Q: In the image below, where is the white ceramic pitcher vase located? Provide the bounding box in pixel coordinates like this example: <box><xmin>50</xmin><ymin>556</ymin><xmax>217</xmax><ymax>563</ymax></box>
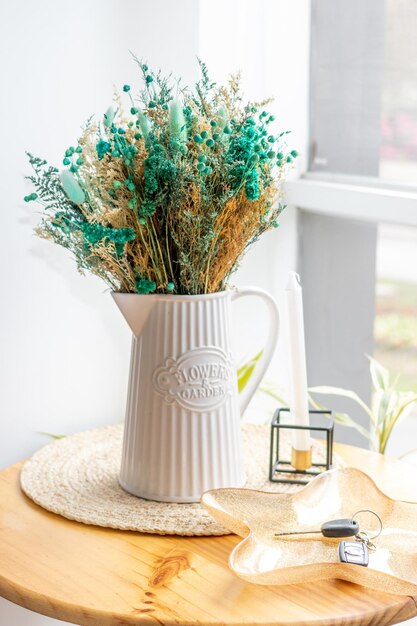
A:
<box><xmin>113</xmin><ymin>287</ymin><xmax>279</xmax><ymax>503</ymax></box>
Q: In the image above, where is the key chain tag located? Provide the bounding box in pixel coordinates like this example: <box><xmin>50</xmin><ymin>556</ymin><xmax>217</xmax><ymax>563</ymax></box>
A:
<box><xmin>339</xmin><ymin>540</ymin><xmax>369</xmax><ymax>567</ymax></box>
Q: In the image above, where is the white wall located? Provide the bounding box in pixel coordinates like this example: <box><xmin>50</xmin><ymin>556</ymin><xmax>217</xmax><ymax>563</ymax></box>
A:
<box><xmin>0</xmin><ymin>1</ymin><xmax>310</xmax><ymax>623</ymax></box>
<box><xmin>0</xmin><ymin>0</ymin><xmax>201</xmax><ymax>470</ymax></box>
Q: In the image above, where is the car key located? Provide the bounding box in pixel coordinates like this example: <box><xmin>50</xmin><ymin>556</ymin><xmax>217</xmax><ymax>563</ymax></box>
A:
<box><xmin>338</xmin><ymin>540</ymin><xmax>369</xmax><ymax>566</ymax></box>
<box><xmin>274</xmin><ymin>518</ymin><xmax>359</xmax><ymax>538</ymax></box>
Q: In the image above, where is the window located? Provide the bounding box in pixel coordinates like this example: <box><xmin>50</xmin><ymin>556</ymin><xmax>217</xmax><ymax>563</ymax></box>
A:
<box><xmin>310</xmin><ymin>0</ymin><xmax>417</xmax><ymax>185</ymax></box>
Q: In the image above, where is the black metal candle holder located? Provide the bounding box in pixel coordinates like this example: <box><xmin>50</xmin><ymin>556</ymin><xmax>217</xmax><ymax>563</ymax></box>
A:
<box><xmin>269</xmin><ymin>408</ymin><xmax>334</xmax><ymax>485</ymax></box>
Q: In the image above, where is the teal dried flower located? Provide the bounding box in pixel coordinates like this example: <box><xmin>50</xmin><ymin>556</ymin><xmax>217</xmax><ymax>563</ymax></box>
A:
<box><xmin>168</xmin><ymin>100</ymin><xmax>187</xmax><ymax>141</ymax></box>
<box><xmin>139</xmin><ymin>199</ymin><xmax>156</xmax><ymax>217</ymax></box>
<box><xmin>245</xmin><ymin>172</ymin><xmax>260</xmax><ymax>200</ymax></box>
<box><xmin>110</xmin><ymin>228</ymin><xmax>136</xmax><ymax>244</ymax></box>
<box><xmin>81</xmin><ymin>223</ymin><xmax>106</xmax><ymax>245</ymax></box>
<box><xmin>217</xmin><ymin>106</ymin><xmax>228</xmax><ymax>129</ymax></box>
<box><xmin>81</xmin><ymin>223</ymin><xmax>135</xmax><ymax>246</ymax></box>
<box><xmin>60</xmin><ymin>170</ymin><xmax>85</xmax><ymax>204</ymax></box>
<box><xmin>135</xmin><ymin>278</ymin><xmax>156</xmax><ymax>294</ymax></box>
<box><xmin>23</xmin><ymin>193</ymin><xmax>38</xmax><ymax>202</ymax></box>
<box><xmin>96</xmin><ymin>139</ymin><xmax>111</xmax><ymax>160</ymax></box>
<box><xmin>104</xmin><ymin>106</ymin><xmax>116</xmax><ymax>128</ymax></box>
<box><xmin>144</xmin><ymin>148</ymin><xmax>176</xmax><ymax>199</ymax></box>
<box><xmin>123</xmin><ymin>84</ymin><xmax>131</xmax><ymax>92</ymax></box>
<box><xmin>137</xmin><ymin>110</ymin><xmax>150</xmax><ymax>140</ymax></box>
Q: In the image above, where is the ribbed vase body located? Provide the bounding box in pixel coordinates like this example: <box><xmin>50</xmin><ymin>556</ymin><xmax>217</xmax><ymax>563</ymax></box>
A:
<box><xmin>115</xmin><ymin>292</ymin><xmax>246</xmax><ymax>502</ymax></box>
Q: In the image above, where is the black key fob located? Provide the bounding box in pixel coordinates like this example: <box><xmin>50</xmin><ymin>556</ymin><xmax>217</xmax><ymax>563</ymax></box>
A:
<box><xmin>321</xmin><ymin>518</ymin><xmax>359</xmax><ymax>538</ymax></box>
<box><xmin>338</xmin><ymin>540</ymin><xmax>369</xmax><ymax>567</ymax></box>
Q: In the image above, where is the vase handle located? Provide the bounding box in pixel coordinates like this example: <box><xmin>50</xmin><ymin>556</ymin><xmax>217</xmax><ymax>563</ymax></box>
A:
<box><xmin>232</xmin><ymin>287</ymin><xmax>280</xmax><ymax>416</ymax></box>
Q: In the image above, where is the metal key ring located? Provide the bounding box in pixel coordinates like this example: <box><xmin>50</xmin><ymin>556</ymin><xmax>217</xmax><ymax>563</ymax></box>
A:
<box><xmin>355</xmin><ymin>531</ymin><xmax>377</xmax><ymax>551</ymax></box>
<box><xmin>351</xmin><ymin>509</ymin><xmax>383</xmax><ymax>541</ymax></box>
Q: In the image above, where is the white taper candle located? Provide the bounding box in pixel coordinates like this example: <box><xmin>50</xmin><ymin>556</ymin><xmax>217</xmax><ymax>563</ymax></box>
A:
<box><xmin>285</xmin><ymin>271</ymin><xmax>311</xmax><ymax>453</ymax></box>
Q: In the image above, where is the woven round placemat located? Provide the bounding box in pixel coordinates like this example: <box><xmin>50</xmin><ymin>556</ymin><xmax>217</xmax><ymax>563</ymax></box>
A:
<box><xmin>21</xmin><ymin>424</ymin><xmax>342</xmax><ymax>536</ymax></box>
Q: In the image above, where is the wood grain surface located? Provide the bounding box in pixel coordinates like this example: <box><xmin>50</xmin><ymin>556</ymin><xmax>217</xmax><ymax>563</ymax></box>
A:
<box><xmin>0</xmin><ymin>442</ymin><xmax>416</xmax><ymax>626</ymax></box>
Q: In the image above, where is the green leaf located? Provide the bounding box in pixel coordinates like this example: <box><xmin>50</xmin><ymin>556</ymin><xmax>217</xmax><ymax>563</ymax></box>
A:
<box><xmin>38</xmin><ymin>431</ymin><xmax>66</xmax><ymax>440</ymax></box>
<box><xmin>237</xmin><ymin>351</ymin><xmax>262</xmax><ymax>393</ymax></box>
<box><xmin>377</xmin><ymin>390</ymin><xmax>394</xmax><ymax>430</ymax></box>
<box><xmin>367</xmin><ymin>355</ymin><xmax>390</xmax><ymax>391</ymax></box>
<box><xmin>307</xmin><ymin>395</ymin><xmax>371</xmax><ymax>441</ymax></box>
<box><xmin>398</xmin><ymin>447</ymin><xmax>417</xmax><ymax>461</ymax></box>
<box><xmin>396</xmin><ymin>393</ymin><xmax>417</xmax><ymax>415</ymax></box>
<box><xmin>332</xmin><ymin>412</ymin><xmax>371</xmax><ymax>440</ymax></box>
<box><xmin>309</xmin><ymin>386</ymin><xmax>372</xmax><ymax>419</ymax></box>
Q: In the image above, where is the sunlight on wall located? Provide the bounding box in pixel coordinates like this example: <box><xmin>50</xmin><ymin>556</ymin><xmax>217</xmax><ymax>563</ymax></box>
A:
<box><xmin>0</xmin><ymin>1</ymin><xmax>310</xmax><ymax>622</ymax></box>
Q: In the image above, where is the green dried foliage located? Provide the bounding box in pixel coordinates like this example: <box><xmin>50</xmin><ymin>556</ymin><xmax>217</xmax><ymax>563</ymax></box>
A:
<box><xmin>24</xmin><ymin>59</ymin><xmax>297</xmax><ymax>295</ymax></box>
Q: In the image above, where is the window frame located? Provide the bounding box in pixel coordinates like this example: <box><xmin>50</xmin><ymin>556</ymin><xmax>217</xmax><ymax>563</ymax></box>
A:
<box><xmin>286</xmin><ymin>174</ymin><xmax>417</xmax><ymax>227</ymax></box>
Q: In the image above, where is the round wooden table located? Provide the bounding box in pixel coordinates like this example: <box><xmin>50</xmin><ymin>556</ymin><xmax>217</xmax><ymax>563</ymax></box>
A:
<box><xmin>0</xmin><ymin>443</ymin><xmax>416</xmax><ymax>626</ymax></box>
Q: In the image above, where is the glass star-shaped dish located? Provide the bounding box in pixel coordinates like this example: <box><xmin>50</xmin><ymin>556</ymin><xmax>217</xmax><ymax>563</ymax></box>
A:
<box><xmin>201</xmin><ymin>467</ymin><xmax>417</xmax><ymax>595</ymax></box>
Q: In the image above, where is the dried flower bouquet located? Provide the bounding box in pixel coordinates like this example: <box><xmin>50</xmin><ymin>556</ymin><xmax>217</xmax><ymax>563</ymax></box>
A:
<box><xmin>25</xmin><ymin>59</ymin><xmax>297</xmax><ymax>295</ymax></box>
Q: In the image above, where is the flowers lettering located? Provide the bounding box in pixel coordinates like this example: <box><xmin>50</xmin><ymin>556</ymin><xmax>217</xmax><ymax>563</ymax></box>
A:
<box><xmin>153</xmin><ymin>347</ymin><xmax>235</xmax><ymax>411</ymax></box>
